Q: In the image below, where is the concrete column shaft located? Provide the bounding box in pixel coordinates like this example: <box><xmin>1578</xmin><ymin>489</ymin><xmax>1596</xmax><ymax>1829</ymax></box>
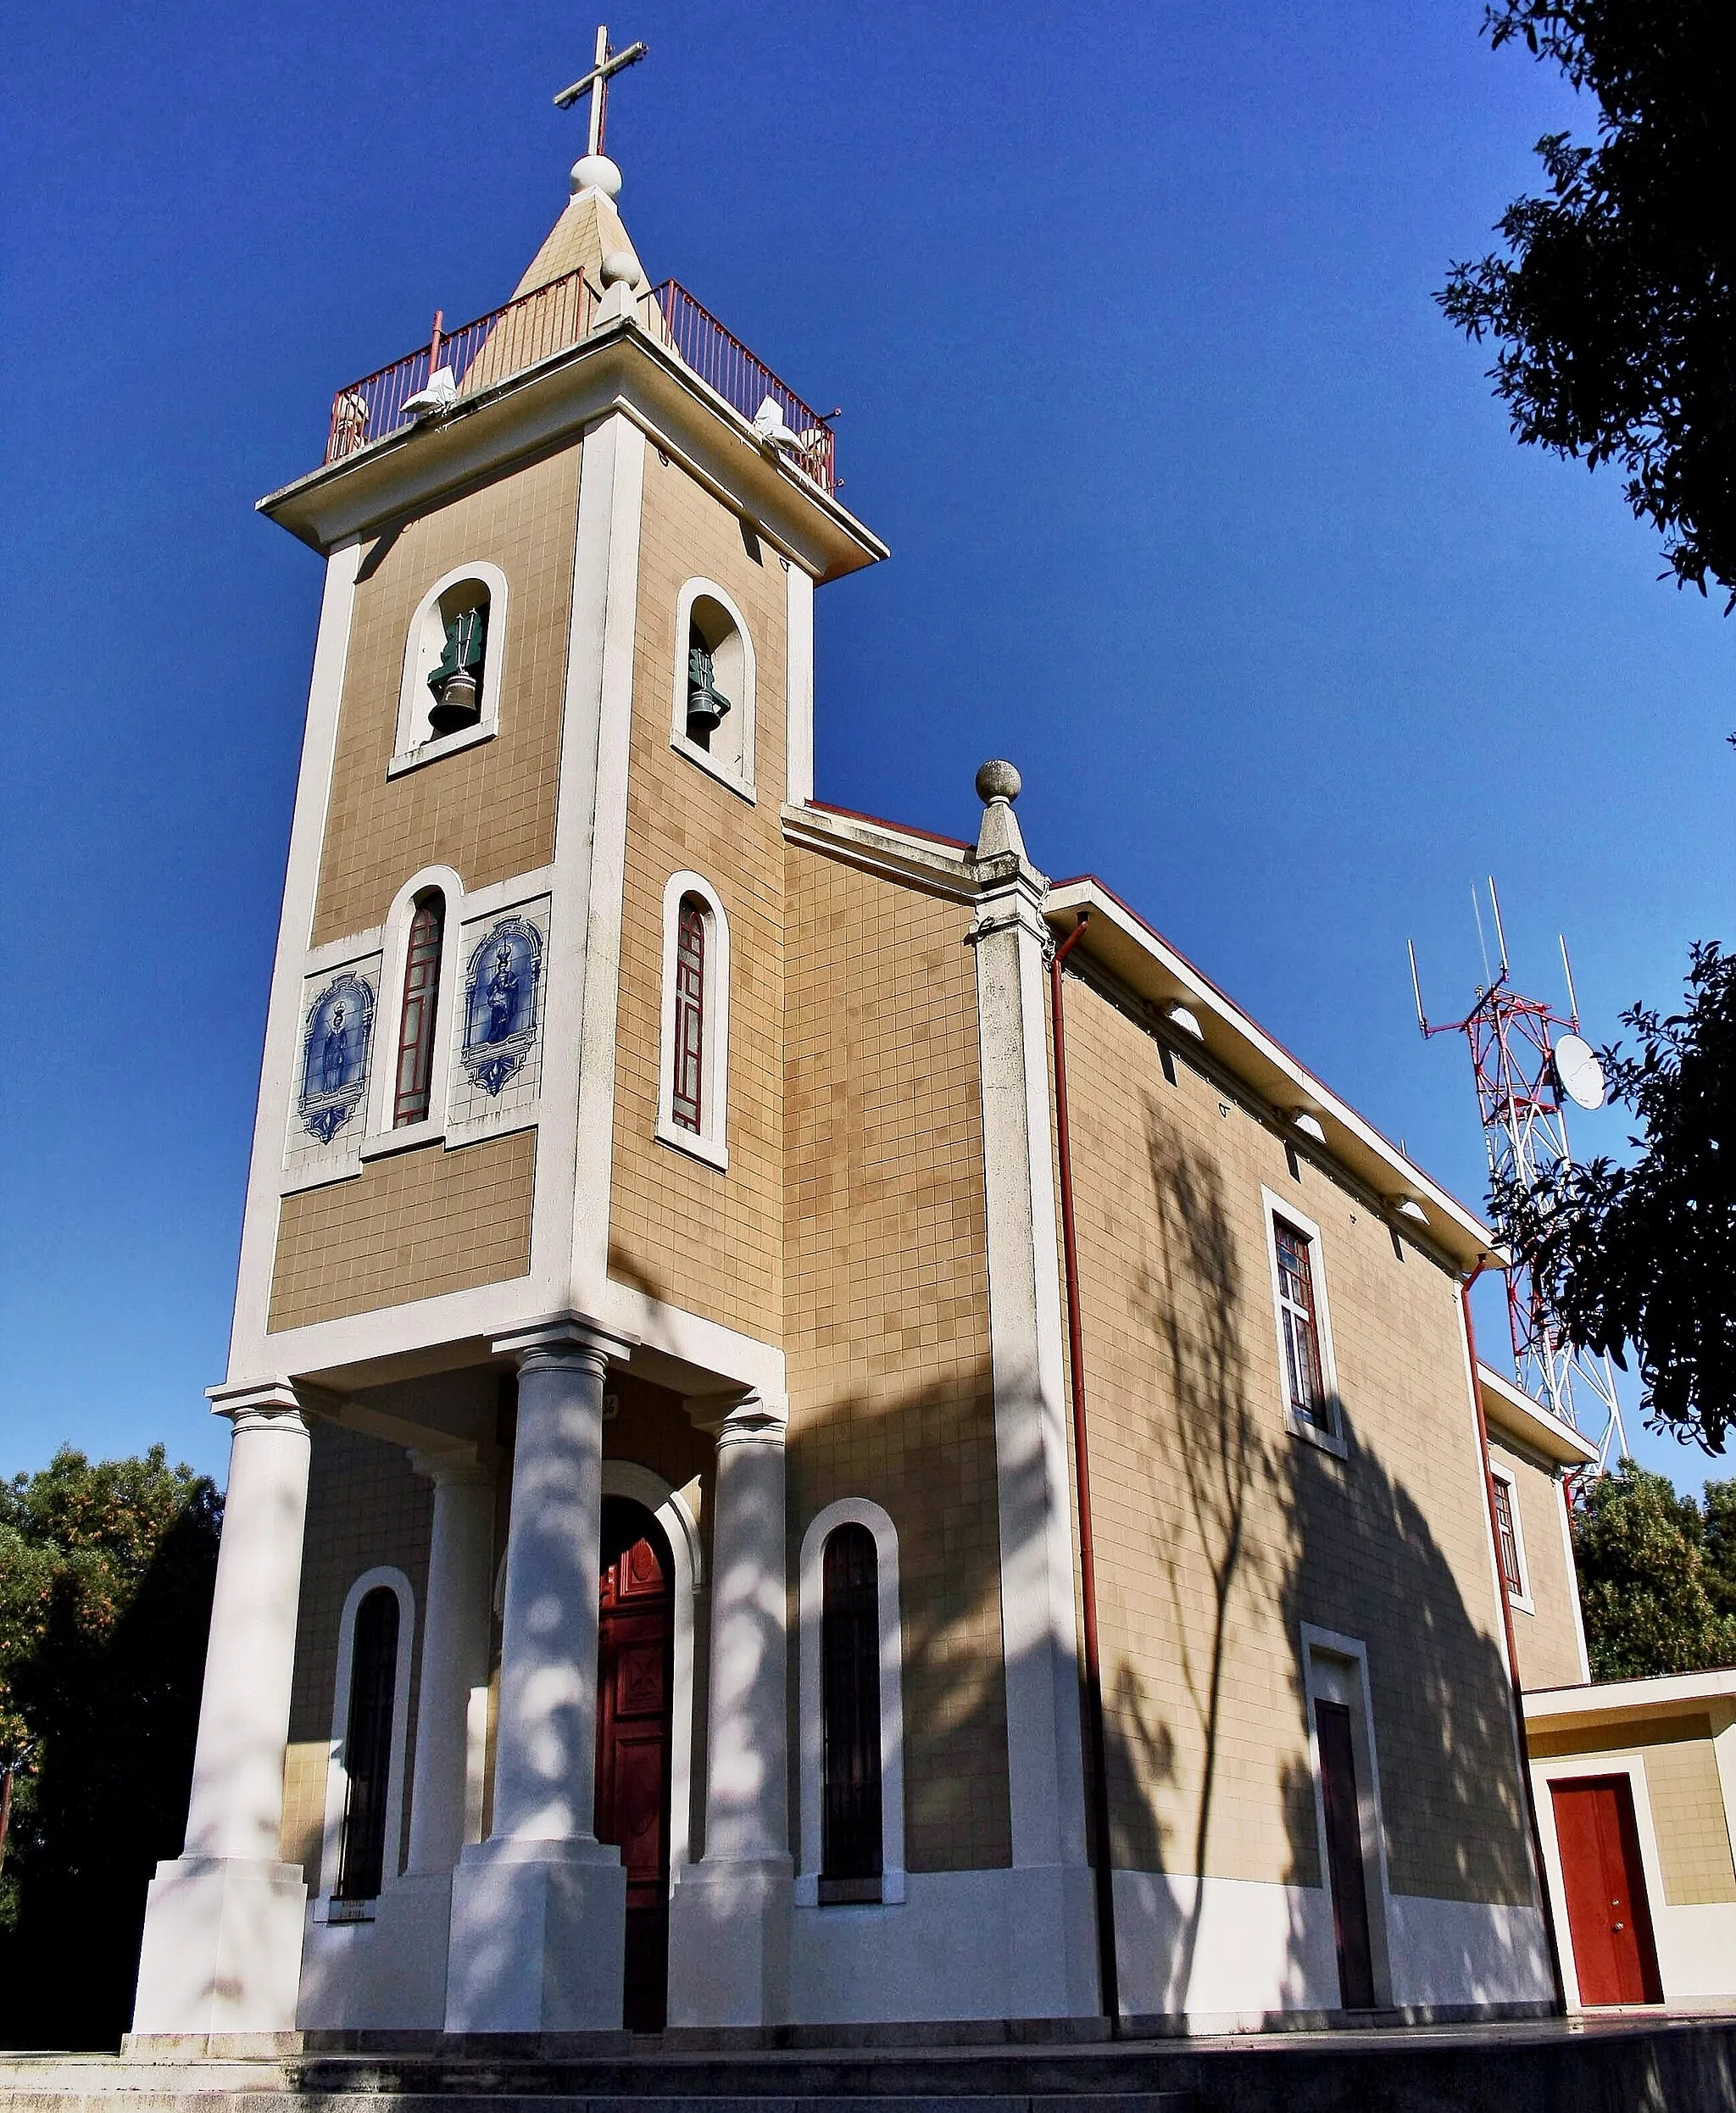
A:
<box><xmin>405</xmin><ymin>1454</ymin><xmax>495</xmax><ymax>1875</ymax></box>
<box><xmin>492</xmin><ymin>1342</ymin><xmax>609</xmax><ymax>1843</ymax></box>
<box><xmin>182</xmin><ymin>1403</ymin><xmax>312</xmax><ymax>1862</ymax></box>
<box><xmin>702</xmin><ymin>1404</ymin><xmax>790</xmax><ymax>1863</ymax></box>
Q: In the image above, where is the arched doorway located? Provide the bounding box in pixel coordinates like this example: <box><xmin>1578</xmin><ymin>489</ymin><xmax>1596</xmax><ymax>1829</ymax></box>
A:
<box><xmin>597</xmin><ymin>1495</ymin><xmax>675</xmax><ymax>2031</ymax></box>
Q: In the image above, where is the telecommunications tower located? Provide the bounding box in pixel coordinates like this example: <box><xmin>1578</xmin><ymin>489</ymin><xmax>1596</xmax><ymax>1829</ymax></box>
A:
<box><xmin>1410</xmin><ymin>879</ymin><xmax>1628</xmax><ymax>1473</ymax></box>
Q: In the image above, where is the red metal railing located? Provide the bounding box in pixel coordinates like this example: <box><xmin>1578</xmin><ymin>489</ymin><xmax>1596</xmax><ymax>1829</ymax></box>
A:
<box><xmin>323</xmin><ymin>269</ymin><xmax>838</xmax><ymax>494</ymax></box>
<box><xmin>326</xmin><ymin>270</ymin><xmax>594</xmax><ymax>462</ymax></box>
<box><xmin>647</xmin><ymin>280</ymin><xmax>837</xmax><ymax>492</ymax></box>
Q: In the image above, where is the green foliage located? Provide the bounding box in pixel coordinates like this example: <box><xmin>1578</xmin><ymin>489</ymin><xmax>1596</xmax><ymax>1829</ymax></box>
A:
<box><xmin>1438</xmin><ymin>1</ymin><xmax>1736</xmax><ymax>604</ymax></box>
<box><xmin>1572</xmin><ymin>1461</ymin><xmax>1736</xmax><ymax>1678</ymax></box>
<box><xmin>1495</xmin><ymin>942</ymin><xmax>1736</xmax><ymax>1454</ymax></box>
<box><xmin>0</xmin><ymin>1446</ymin><xmax>220</xmax><ymax>2050</ymax></box>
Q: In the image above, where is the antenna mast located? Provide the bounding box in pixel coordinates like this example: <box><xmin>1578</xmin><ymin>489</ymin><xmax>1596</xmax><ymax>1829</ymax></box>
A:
<box><xmin>1410</xmin><ymin>881</ymin><xmax>1627</xmax><ymax>1473</ymax></box>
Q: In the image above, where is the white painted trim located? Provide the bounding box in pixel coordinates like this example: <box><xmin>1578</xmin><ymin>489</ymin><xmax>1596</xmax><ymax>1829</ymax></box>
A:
<box><xmin>1555</xmin><ymin>1474</ymin><xmax>1594</xmax><ymax>1685</ymax></box>
<box><xmin>794</xmin><ymin>1499</ymin><xmax>907</xmax><ymax>1908</ymax></box>
<box><xmin>1260</xmin><ymin>1187</ymin><xmax>1346</xmax><ymax>1457</ymax></box>
<box><xmin>391</xmin><ymin>561</ymin><xmax>509</xmax><ymax>770</ymax></box>
<box><xmin>363</xmin><ymin>865</ymin><xmax>465</xmax><ymax>1145</ymax></box>
<box><xmin>784</xmin><ymin>561</ymin><xmax>814</xmax><ymax>807</ymax></box>
<box><xmin>1531</xmin><ymin>1750</ymin><xmax>1669</xmax><ymax>2010</ymax></box>
<box><xmin>1487</xmin><ymin>1459</ymin><xmax>1536</xmax><ymax>1615</ymax></box>
<box><xmin>318</xmin><ymin>1566</ymin><xmax>416</xmax><ymax>1911</ymax></box>
<box><xmin>1527</xmin><ymin>1665</ymin><xmax>1736</xmax><ymax>1718</ymax></box>
<box><xmin>654</xmin><ymin>870</ymin><xmax>731</xmax><ymax>1170</ymax></box>
<box><xmin>569</xmin><ymin>414</ymin><xmax>648</xmax><ymax>1312</ymax></box>
<box><xmin>601</xmin><ymin>1461</ymin><xmax>702</xmax><ymax>1877</ymax></box>
<box><xmin>1300</xmin><ymin>1624</ymin><xmax>1395</xmax><ymax>2009</ymax></box>
<box><xmin>229</xmin><ymin>540</ymin><xmax>359</xmax><ymax>1374</ymax></box>
<box><xmin>670</xmin><ymin>576</ymin><xmax>756</xmax><ymax>802</ymax></box>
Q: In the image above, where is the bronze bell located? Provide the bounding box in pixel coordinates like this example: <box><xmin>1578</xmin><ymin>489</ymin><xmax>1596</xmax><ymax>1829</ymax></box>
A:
<box><xmin>429</xmin><ymin>665</ymin><xmax>481</xmax><ymax>736</ymax></box>
<box><xmin>687</xmin><ymin>643</ymin><xmax>732</xmax><ymax>748</ymax></box>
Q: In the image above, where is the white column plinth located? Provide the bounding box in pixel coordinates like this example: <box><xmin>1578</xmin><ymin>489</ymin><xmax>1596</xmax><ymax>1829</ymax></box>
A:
<box><xmin>132</xmin><ymin>1387</ymin><xmax>312</xmax><ymax>2037</ymax></box>
<box><xmin>364</xmin><ymin>1449</ymin><xmax>496</xmax><ymax>2029</ymax></box>
<box><xmin>668</xmin><ymin>1395</ymin><xmax>793</xmax><ymax>2027</ymax></box>
<box><xmin>445</xmin><ymin>1319</ymin><xmax>632</xmax><ymax>2034</ymax></box>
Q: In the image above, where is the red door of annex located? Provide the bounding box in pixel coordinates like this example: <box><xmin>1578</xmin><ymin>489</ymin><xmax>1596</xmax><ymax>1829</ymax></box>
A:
<box><xmin>1550</xmin><ymin>1775</ymin><xmax>1663</xmax><ymax>2006</ymax></box>
<box><xmin>596</xmin><ymin>1497</ymin><xmax>675</xmax><ymax>2032</ymax></box>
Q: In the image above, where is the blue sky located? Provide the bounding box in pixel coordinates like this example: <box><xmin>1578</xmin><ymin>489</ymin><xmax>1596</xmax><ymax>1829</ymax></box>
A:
<box><xmin>2</xmin><ymin>2</ymin><xmax>1728</xmax><ymax>1491</ymax></box>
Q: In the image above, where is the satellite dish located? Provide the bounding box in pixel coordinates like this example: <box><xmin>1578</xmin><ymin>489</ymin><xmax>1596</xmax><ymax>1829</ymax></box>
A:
<box><xmin>1553</xmin><ymin>1033</ymin><xmax>1605</xmax><ymax>1111</ymax></box>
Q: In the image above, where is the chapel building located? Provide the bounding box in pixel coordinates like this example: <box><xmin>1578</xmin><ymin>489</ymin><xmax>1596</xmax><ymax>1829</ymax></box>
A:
<box><xmin>129</xmin><ymin>118</ymin><xmax>1593</xmax><ymax>2045</ymax></box>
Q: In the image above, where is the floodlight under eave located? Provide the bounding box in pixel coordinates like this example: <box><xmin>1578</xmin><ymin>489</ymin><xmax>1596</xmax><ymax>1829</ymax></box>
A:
<box><xmin>1290</xmin><ymin>1111</ymin><xmax>1327</xmax><ymax>1145</ymax></box>
<box><xmin>1395</xmin><ymin>1197</ymin><xmax>1429</xmax><ymax>1226</ymax></box>
<box><xmin>1165</xmin><ymin>1002</ymin><xmax>1205</xmax><ymax>1040</ymax></box>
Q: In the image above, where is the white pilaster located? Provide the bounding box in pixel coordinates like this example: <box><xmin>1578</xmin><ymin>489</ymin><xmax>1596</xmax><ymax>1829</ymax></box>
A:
<box><xmin>131</xmin><ymin>1384</ymin><xmax>313</xmax><ymax>2038</ymax></box>
<box><xmin>363</xmin><ymin>1448</ymin><xmax>495</xmax><ymax>2028</ymax></box>
<box><xmin>784</xmin><ymin>559</ymin><xmax>815</xmax><ymax>807</ymax></box>
<box><xmin>668</xmin><ymin>1393</ymin><xmax>793</xmax><ymax>2027</ymax></box>
<box><xmin>968</xmin><ymin>778</ymin><xmax>1098</xmax><ymax>2019</ymax></box>
<box><xmin>444</xmin><ymin>1315</ymin><xmax>634</xmax><ymax>2033</ymax></box>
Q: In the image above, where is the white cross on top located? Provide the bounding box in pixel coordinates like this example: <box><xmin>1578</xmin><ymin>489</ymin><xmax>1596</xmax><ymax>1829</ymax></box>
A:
<box><xmin>554</xmin><ymin>25</ymin><xmax>648</xmax><ymax>159</ymax></box>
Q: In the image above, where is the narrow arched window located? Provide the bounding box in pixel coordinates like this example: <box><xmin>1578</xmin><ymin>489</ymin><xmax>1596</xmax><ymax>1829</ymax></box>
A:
<box><xmin>821</xmin><ymin>1522</ymin><xmax>882</xmax><ymax>1902</ymax></box>
<box><xmin>393</xmin><ymin>892</ymin><xmax>444</xmax><ymax>1126</ymax></box>
<box><xmin>671</xmin><ymin>897</ymin><xmax>705</xmax><ymax>1133</ymax></box>
<box><xmin>335</xmin><ymin>1586</ymin><xmax>399</xmax><ymax>1901</ymax></box>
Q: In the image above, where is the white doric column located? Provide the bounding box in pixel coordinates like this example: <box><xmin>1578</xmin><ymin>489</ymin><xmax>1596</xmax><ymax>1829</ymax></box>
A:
<box><xmin>444</xmin><ymin>1314</ymin><xmax>635</xmax><ymax>2033</ymax></box>
<box><xmin>968</xmin><ymin>762</ymin><xmax>1099</xmax><ymax>2021</ymax></box>
<box><xmin>362</xmin><ymin>1446</ymin><xmax>495</xmax><ymax>2028</ymax></box>
<box><xmin>131</xmin><ymin>1381</ymin><xmax>314</xmax><ymax>2041</ymax></box>
<box><xmin>668</xmin><ymin>1392</ymin><xmax>793</xmax><ymax>2027</ymax></box>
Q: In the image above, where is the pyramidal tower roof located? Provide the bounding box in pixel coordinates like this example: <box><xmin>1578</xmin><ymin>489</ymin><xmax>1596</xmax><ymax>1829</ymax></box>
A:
<box><xmin>513</xmin><ymin>151</ymin><xmax>645</xmax><ymax>299</ymax></box>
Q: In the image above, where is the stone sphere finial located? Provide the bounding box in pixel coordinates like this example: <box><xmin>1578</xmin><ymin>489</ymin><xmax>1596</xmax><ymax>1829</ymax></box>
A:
<box><xmin>600</xmin><ymin>249</ymin><xmax>643</xmax><ymax>290</ymax></box>
<box><xmin>571</xmin><ymin>153</ymin><xmax>624</xmax><ymax>199</ymax></box>
<box><xmin>976</xmin><ymin>759</ymin><xmax>1021</xmax><ymax>806</ymax></box>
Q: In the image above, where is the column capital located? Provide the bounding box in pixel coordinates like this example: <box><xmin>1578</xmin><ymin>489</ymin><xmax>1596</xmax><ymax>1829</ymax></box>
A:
<box><xmin>408</xmin><ymin>1442</ymin><xmax>492</xmax><ymax>1487</ymax></box>
<box><xmin>492</xmin><ymin>1310</ymin><xmax>637</xmax><ymax>1376</ymax></box>
<box><xmin>701</xmin><ymin>1390</ymin><xmax>789</xmax><ymax>1449</ymax></box>
<box><xmin>204</xmin><ymin>1376</ymin><xmax>306</xmax><ymax>1435</ymax></box>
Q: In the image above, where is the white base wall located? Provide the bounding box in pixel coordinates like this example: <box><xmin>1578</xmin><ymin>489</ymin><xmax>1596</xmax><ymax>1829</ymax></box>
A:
<box><xmin>1384</xmin><ymin>1893</ymin><xmax>1551</xmax><ymax>2009</ymax></box>
<box><xmin>789</xmin><ymin>1865</ymin><xmax>1098</xmax><ymax>2024</ymax></box>
<box><xmin>1113</xmin><ymin>1869</ymin><xmax>1338</xmax><ymax>2019</ymax></box>
<box><xmin>1647</xmin><ymin>1901</ymin><xmax>1736</xmax><ymax>2003</ymax></box>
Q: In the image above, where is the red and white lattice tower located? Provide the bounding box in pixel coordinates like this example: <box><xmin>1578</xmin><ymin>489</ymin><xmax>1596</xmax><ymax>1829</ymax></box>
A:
<box><xmin>1410</xmin><ymin>880</ymin><xmax>1627</xmax><ymax>1473</ymax></box>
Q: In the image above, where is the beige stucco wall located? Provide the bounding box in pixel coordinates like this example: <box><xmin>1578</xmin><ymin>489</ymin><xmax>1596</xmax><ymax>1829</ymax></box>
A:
<box><xmin>1060</xmin><ymin>970</ymin><xmax>1533</xmax><ymax>1908</ymax></box>
<box><xmin>606</xmin><ymin>453</ymin><xmax>789</xmax><ymax>1341</ymax></box>
<box><xmin>310</xmin><ymin>441</ymin><xmax>581</xmax><ymax>949</ymax></box>
<box><xmin>783</xmin><ymin>847</ymin><xmax>1010</xmax><ymax>1874</ymax></box>
<box><xmin>1531</xmin><ymin>1714</ymin><xmax>1736</xmax><ymax>1906</ymax></box>
<box><xmin>270</xmin><ymin>1129</ymin><xmax>537</xmax><ymax>1332</ymax></box>
<box><xmin>1489</xmin><ymin>1435</ymin><xmax>1585</xmax><ymax>1691</ymax></box>
<box><xmin>281</xmin><ymin>1421</ymin><xmax>434</xmax><ymax>1880</ymax></box>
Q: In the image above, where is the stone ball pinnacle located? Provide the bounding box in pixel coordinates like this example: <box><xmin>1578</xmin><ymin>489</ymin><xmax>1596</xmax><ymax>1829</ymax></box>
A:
<box><xmin>571</xmin><ymin>153</ymin><xmax>623</xmax><ymax>199</ymax></box>
<box><xmin>975</xmin><ymin>759</ymin><xmax>1021</xmax><ymax>806</ymax></box>
<box><xmin>600</xmin><ymin>249</ymin><xmax>643</xmax><ymax>289</ymax></box>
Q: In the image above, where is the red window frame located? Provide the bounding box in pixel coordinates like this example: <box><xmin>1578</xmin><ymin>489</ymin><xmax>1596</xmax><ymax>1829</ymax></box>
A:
<box><xmin>393</xmin><ymin>893</ymin><xmax>444</xmax><ymax>1127</ymax></box>
<box><xmin>1274</xmin><ymin>1218</ymin><xmax>1328</xmax><ymax>1427</ymax></box>
<box><xmin>671</xmin><ymin>898</ymin><xmax>705</xmax><ymax>1133</ymax></box>
<box><xmin>1492</xmin><ymin>1474</ymin><xmax>1524</xmax><ymax>1594</ymax></box>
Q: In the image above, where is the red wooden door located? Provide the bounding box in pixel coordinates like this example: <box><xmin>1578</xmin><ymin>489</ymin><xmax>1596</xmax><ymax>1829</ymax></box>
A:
<box><xmin>1316</xmin><ymin>1699</ymin><xmax>1377</xmax><ymax>2010</ymax></box>
<box><xmin>596</xmin><ymin>1498</ymin><xmax>674</xmax><ymax>2032</ymax></box>
<box><xmin>1551</xmin><ymin>1776</ymin><xmax>1663</xmax><ymax>2005</ymax></box>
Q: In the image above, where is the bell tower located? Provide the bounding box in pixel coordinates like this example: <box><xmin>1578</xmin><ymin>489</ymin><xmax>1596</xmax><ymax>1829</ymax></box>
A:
<box><xmin>131</xmin><ymin>56</ymin><xmax>884</xmax><ymax>2042</ymax></box>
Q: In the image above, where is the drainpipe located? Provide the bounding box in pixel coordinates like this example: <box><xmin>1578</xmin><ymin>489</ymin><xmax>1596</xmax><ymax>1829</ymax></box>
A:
<box><xmin>1461</xmin><ymin>1259</ymin><xmax>1567</xmax><ymax>2016</ymax></box>
<box><xmin>1049</xmin><ymin>908</ymin><xmax>1121</xmax><ymax>2034</ymax></box>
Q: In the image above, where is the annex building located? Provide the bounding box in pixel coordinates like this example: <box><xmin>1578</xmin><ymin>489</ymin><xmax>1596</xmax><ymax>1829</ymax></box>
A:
<box><xmin>129</xmin><ymin>103</ymin><xmax>1602</xmax><ymax>2046</ymax></box>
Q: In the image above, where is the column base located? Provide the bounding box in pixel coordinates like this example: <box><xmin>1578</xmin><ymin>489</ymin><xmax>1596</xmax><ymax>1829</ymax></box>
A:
<box><xmin>131</xmin><ymin>1854</ymin><xmax>308</xmax><ymax>2036</ymax></box>
<box><xmin>667</xmin><ymin>1855</ymin><xmax>793</xmax><ymax>2027</ymax></box>
<box><xmin>444</xmin><ymin>1838</ymin><xmax>626</xmax><ymax>2032</ymax></box>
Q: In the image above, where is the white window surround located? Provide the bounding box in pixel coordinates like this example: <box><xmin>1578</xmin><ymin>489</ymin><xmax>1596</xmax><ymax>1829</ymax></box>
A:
<box><xmin>317</xmin><ymin>1565</ymin><xmax>416</xmax><ymax>1916</ymax></box>
<box><xmin>1530</xmin><ymin>1751</ymin><xmax>1668</xmax><ymax>2011</ymax></box>
<box><xmin>1301</xmin><ymin>1624</ymin><xmax>1394</xmax><ymax>2010</ymax></box>
<box><xmin>361</xmin><ymin>865</ymin><xmax>465</xmax><ymax>1155</ymax></box>
<box><xmin>390</xmin><ymin>561</ymin><xmax>509</xmax><ymax>776</ymax></box>
<box><xmin>1260</xmin><ymin>1186</ymin><xmax>1347</xmax><ymax>1459</ymax></box>
<box><xmin>600</xmin><ymin>1461</ymin><xmax>704</xmax><ymax>1878</ymax></box>
<box><xmin>1488</xmin><ymin>1460</ymin><xmax>1536</xmax><ymax>1615</ymax></box>
<box><xmin>795</xmin><ymin>1497</ymin><xmax>907</xmax><ymax>1908</ymax></box>
<box><xmin>655</xmin><ymin>870</ymin><xmax>731</xmax><ymax>1170</ymax></box>
<box><xmin>670</xmin><ymin>576</ymin><xmax>756</xmax><ymax>803</ymax></box>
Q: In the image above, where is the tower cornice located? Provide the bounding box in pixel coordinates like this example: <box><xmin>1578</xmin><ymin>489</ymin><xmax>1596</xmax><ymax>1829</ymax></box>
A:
<box><xmin>257</xmin><ymin>313</ymin><xmax>887</xmax><ymax>585</ymax></box>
